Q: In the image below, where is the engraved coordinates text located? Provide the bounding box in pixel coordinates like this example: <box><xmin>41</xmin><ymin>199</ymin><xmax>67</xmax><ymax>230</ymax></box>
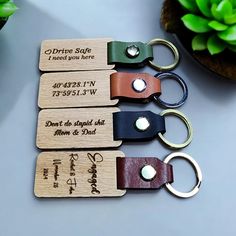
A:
<box><xmin>51</xmin><ymin>81</ymin><xmax>97</xmax><ymax>97</ymax></box>
<box><xmin>87</xmin><ymin>153</ymin><xmax>103</xmax><ymax>194</ymax></box>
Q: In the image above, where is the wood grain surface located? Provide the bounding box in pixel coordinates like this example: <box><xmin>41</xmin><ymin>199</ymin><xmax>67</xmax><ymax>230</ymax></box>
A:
<box><xmin>34</xmin><ymin>151</ymin><xmax>126</xmax><ymax>197</ymax></box>
<box><xmin>39</xmin><ymin>38</ymin><xmax>115</xmax><ymax>71</ymax></box>
<box><xmin>38</xmin><ymin>70</ymin><xmax>118</xmax><ymax>108</ymax></box>
<box><xmin>36</xmin><ymin>107</ymin><xmax>122</xmax><ymax>149</ymax></box>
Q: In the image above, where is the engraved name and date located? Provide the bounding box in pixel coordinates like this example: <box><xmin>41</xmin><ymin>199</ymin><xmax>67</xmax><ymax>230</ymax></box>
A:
<box><xmin>42</xmin><ymin>153</ymin><xmax>103</xmax><ymax>195</ymax></box>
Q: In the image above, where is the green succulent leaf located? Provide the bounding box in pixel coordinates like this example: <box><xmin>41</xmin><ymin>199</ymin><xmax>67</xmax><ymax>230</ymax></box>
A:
<box><xmin>0</xmin><ymin>0</ymin><xmax>10</xmax><ymax>3</ymax></box>
<box><xmin>208</xmin><ymin>20</ymin><xmax>228</xmax><ymax>31</ymax></box>
<box><xmin>229</xmin><ymin>0</ymin><xmax>236</xmax><ymax>8</ymax></box>
<box><xmin>216</xmin><ymin>0</ymin><xmax>233</xmax><ymax>18</ymax></box>
<box><xmin>211</xmin><ymin>0</ymin><xmax>221</xmax><ymax>4</ymax></box>
<box><xmin>226</xmin><ymin>40</ymin><xmax>236</xmax><ymax>45</ymax></box>
<box><xmin>196</xmin><ymin>0</ymin><xmax>212</xmax><ymax>17</ymax></box>
<box><xmin>218</xmin><ymin>24</ymin><xmax>236</xmax><ymax>40</ymax></box>
<box><xmin>192</xmin><ymin>34</ymin><xmax>208</xmax><ymax>50</ymax></box>
<box><xmin>177</xmin><ymin>0</ymin><xmax>199</xmax><ymax>13</ymax></box>
<box><xmin>0</xmin><ymin>2</ymin><xmax>17</xmax><ymax>18</ymax></box>
<box><xmin>211</xmin><ymin>3</ymin><xmax>223</xmax><ymax>21</ymax></box>
<box><xmin>224</xmin><ymin>13</ymin><xmax>236</xmax><ymax>24</ymax></box>
<box><xmin>181</xmin><ymin>14</ymin><xmax>212</xmax><ymax>32</ymax></box>
<box><xmin>207</xmin><ymin>35</ymin><xmax>226</xmax><ymax>54</ymax></box>
<box><xmin>228</xmin><ymin>44</ymin><xmax>236</xmax><ymax>52</ymax></box>
<box><xmin>177</xmin><ymin>0</ymin><xmax>236</xmax><ymax>54</ymax></box>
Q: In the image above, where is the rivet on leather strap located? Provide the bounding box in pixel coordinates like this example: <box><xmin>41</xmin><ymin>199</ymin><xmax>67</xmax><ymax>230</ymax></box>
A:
<box><xmin>116</xmin><ymin>157</ymin><xmax>173</xmax><ymax>189</ymax></box>
<box><xmin>110</xmin><ymin>72</ymin><xmax>161</xmax><ymax>100</ymax></box>
<box><xmin>113</xmin><ymin>111</ymin><xmax>166</xmax><ymax>141</ymax></box>
<box><xmin>107</xmin><ymin>41</ymin><xmax>153</xmax><ymax>67</ymax></box>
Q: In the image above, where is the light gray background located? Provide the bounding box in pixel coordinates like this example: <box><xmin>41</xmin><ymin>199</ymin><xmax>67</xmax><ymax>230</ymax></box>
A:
<box><xmin>0</xmin><ymin>0</ymin><xmax>235</xmax><ymax>235</ymax></box>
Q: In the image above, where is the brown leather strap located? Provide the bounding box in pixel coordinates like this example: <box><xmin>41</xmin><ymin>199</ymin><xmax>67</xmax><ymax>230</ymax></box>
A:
<box><xmin>110</xmin><ymin>72</ymin><xmax>161</xmax><ymax>100</ymax></box>
<box><xmin>117</xmin><ymin>157</ymin><xmax>173</xmax><ymax>189</ymax></box>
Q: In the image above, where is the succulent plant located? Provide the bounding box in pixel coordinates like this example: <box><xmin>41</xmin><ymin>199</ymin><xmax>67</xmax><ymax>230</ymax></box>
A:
<box><xmin>0</xmin><ymin>0</ymin><xmax>17</xmax><ymax>20</ymax></box>
<box><xmin>177</xmin><ymin>0</ymin><xmax>236</xmax><ymax>55</ymax></box>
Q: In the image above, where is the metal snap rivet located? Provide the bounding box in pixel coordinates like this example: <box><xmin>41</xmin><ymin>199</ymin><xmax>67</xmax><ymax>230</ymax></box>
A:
<box><xmin>126</xmin><ymin>45</ymin><xmax>140</xmax><ymax>58</ymax></box>
<box><xmin>132</xmin><ymin>78</ymin><xmax>147</xmax><ymax>93</ymax></box>
<box><xmin>135</xmin><ymin>117</ymin><xmax>150</xmax><ymax>131</ymax></box>
<box><xmin>140</xmin><ymin>165</ymin><xmax>157</xmax><ymax>181</ymax></box>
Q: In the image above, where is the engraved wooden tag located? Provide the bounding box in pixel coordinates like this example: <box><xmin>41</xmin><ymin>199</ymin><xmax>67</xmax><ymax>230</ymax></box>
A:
<box><xmin>38</xmin><ymin>70</ymin><xmax>118</xmax><ymax>109</ymax></box>
<box><xmin>39</xmin><ymin>38</ymin><xmax>115</xmax><ymax>71</ymax></box>
<box><xmin>36</xmin><ymin>107</ymin><xmax>122</xmax><ymax>149</ymax></box>
<box><xmin>34</xmin><ymin>151</ymin><xmax>126</xmax><ymax>197</ymax></box>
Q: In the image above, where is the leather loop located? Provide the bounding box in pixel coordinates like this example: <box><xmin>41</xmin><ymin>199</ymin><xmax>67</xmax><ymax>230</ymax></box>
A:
<box><xmin>113</xmin><ymin>111</ymin><xmax>166</xmax><ymax>141</ymax></box>
<box><xmin>107</xmin><ymin>41</ymin><xmax>153</xmax><ymax>67</ymax></box>
<box><xmin>117</xmin><ymin>157</ymin><xmax>173</xmax><ymax>189</ymax></box>
<box><xmin>110</xmin><ymin>72</ymin><xmax>161</xmax><ymax>100</ymax></box>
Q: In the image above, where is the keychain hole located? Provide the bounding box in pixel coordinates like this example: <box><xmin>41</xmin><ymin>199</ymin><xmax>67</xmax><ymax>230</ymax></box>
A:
<box><xmin>148</xmin><ymin>38</ymin><xmax>179</xmax><ymax>71</ymax></box>
<box><xmin>158</xmin><ymin>109</ymin><xmax>193</xmax><ymax>149</ymax></box>
<box><xmin>153</xmin><ymin>45</ymin><xmax>175</xmax><ymax>68</ymax></box>
<box><xmin>153</xmin><ymin>72</ymin><xmax>188</xmax><ymax>109</ymax></box>
<box><xmin>159</xmin><ymin>78</ymin><xmax>183</xmax><ymax>103</ymax></box>
<box><xmin>163</xmin><ymin>116</ymin><xmax>188</xmax><ymax>144</ymax></box>
<box><xmin>169</xmin><ymin>158</ymin><xmax>197</xmax><ymax>192</ymax></box>
<box><xmin>164</xmin><ymin>152</ymin><xmax>202</xmax><ymax>198</ymax></box>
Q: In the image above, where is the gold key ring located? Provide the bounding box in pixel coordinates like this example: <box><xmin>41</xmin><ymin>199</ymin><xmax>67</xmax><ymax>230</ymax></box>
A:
<box><xmin>148</xmin><ymin>38</ymin><xmax>180</xmax><ymax>71</ymax></box>
<box><xmin>158</xmin><ymin>109</ymin><xmax>193</xmax><ymax>149</ymax></box>
<box><xmin>164</xmin><ymin>152</ymin><xmax>202</xmax><ymax>198</ymax></box>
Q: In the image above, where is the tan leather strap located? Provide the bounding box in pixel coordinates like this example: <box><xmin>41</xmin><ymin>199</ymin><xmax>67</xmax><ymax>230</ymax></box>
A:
<box><xmin>110</xmin><ymin>72</ymin><xmax>161</xmax><ymax>100</ymax></box>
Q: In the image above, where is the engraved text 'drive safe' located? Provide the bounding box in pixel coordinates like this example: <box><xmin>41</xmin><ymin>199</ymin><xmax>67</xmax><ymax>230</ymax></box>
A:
<box><xmin>39</xmin><ymin>38</ymin><xmax>179</xmax><ymax>72</ymax></box>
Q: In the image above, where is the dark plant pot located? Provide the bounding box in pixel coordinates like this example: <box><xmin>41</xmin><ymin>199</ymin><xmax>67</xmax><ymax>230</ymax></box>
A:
<box><xmin>0</xmin><ymin>19</ymin><xmax>7</xmax><ymax>30</ymax></box>
<box><xmin>161</xmin><ymin>0</ymin><xmax>236</xmax><ymax>80</ymax></box>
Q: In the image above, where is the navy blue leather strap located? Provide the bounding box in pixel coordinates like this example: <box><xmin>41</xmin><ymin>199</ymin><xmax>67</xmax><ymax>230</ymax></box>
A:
<box><xmin>113</xmin><ymin>111</ymin><xmax>166</xmax><ymax>141</ymax></box>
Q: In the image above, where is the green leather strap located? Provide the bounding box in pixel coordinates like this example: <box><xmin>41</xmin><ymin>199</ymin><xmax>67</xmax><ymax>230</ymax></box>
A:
<box><xmin>108</xmin><ymin>41</ymin><xmax>153</xmax><ymax>67</ymax></box>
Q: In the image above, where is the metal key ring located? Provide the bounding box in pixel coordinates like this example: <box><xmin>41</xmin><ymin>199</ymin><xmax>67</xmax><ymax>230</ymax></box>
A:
<box><xmin>164</xmin><ymin>152</ymin><xmax>202</xmax><ymax>198</ymax></box>
<box><xmin>148</xmin><ymin>38</ymin><xmax>180</xmax><ymax>71</ymax></box>
<box><xmin>158</xmin><ymin>109</ymin><xmax>193</xmax><ymax>149</ymax></box>
<box><xmin>153</xmin><ymin>72</ymin><xmax>188</xmax><ymax>109</ymax></box>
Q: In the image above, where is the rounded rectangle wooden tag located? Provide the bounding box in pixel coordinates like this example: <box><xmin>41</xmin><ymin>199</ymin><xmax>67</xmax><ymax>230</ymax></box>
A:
<box><xmin>34</xmin><ymin>151</ymin><xmax>126</xmax><ymax>197</ymax></box>
<box><xmin>39</xmin><ymin>38</ymin><xmax>115</xmax><ymax>71</ymax></box>
<box><xmin>38</xmin><ymin>70</ymin><xmax>118</xmax><ymax>108</ymax></box>
<box><xmin>36</xmin><ymin>107</ymin><xmax>122</xmax><ymax>149</ymax></box>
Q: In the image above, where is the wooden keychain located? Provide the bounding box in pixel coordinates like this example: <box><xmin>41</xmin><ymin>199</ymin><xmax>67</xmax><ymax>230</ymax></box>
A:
<box><xmin>34</xmin><ymin>151</ymin><xmax>202</xmax><ymax>198</ymax></box>
<box><xmin>39</xmin><ymin>38</ymin><xmax>179</xmax><ymax>72</ymax></box>
<box><xmin>36</xmin><ymin>108</ymin><xmax>193</xmax><ymax>150</ymax></box>
<box><xmin>38</xmin><ymin>71</ymin><xmax>188</xmax><ymax>109</ymax></box>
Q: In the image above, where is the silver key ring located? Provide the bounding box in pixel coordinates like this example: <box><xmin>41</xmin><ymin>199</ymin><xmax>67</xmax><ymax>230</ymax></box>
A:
<box><xmin>164</xmin><ymin>152</ymin><xmax>202</xmax><ymax>198</ymax></box>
